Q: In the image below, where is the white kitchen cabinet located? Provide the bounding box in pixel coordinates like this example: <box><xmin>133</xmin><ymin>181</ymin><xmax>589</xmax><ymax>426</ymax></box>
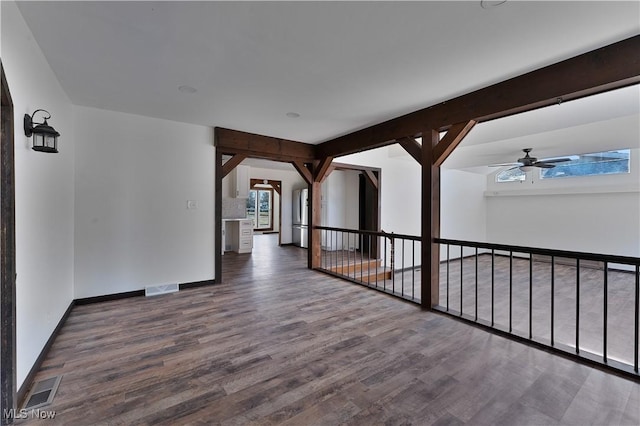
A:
<box><xmin>232</xmin><ymin>165</ymin><xmax>250</xmax><ymax>198</ymax></box>
<box><xmin>223</xmin><ymin>219</ymin><xmax>253</xmax><ymax>254</ymax></box>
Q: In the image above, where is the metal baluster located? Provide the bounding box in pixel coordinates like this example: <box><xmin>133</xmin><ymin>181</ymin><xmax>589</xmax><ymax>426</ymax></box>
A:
<box><xmin>603</xmin><ymin>261</ymin><xmax>608</xmax><ymax>363</ymax></box>
<box><xmin>341</xmin><ymin>231</ymin><xmax>345</xmax><ymax>277</ymax></box>
<box><xmin>368</xmin><ymin>235</ymin><xmax>372</xmax><ymax>287</ymax></box>
<box><xmin>446</xmin><ymin>244</ymin><xmax>450</xmax><ymax>311</ymax></box>
<box><xmin>551</xmin><ymin>256</ymin><xmax>555</xmax><ymax>347</ymax></box>
<box><xmin>576</xmin><ymin>258</ymin><xmax>580</xmax><ymax>354</ymax></box>
<box><xmin>460</xmin><ymin>246</ymin><xmax>464</xmax><ymax>316</ymax></box>
<box><xmin>412</xmin><ymin>240</ymin><xmax>416</xmax><ymax>301</ymax></box>
<box><xmin>360</xmin><ymin>234</ymin><xmax>364</xmax><ymax>283</ymax></box>
<box><xmin>384</xmin><ymin>236</ymin><xmax>387</xmax><ymax>291</ymax></box>
<box><xmin>635</xmin><ymin>265</ymin><xmax>639</xmax><ymax>372</ymax></box>
<box><xmin>475</xmin><ymin>247</ymin><xmax>478</xmax><ymax>321</ymax></box>
<box><xmin>509</xmin><ymin>251</ymin><xmax>513</xmax><ymax>333</ymax></box>
<box><xmin>375</xmin><ymin>236</ymin><xmax>379</xmax><ymax>288</ymax></box>
<box><xmin>331</xmin><ymin>231</ymin><xmax>338</xmax><ymax>270</ymax></box>
<box><xmin>529</xmin><ymin>255</ymin><xmax>533</xmax><ymax>339</ymax></box>
<box><xmin>391</xmin><ymin>234</ymin><xmax>395</xmax><ymax>294</ymax></box>
<box><xmin>491</xmin><ymin>249</ymin><xmax>495</xmax><ymax>326</ymax></box>
<box><xmin>402</xmin><ymin>239</ymin><xmax>405</xmax><ymax>297</ymax></box>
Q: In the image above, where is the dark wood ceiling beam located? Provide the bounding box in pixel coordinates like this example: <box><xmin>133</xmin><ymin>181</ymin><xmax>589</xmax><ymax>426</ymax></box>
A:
<box><xmin>316</xmin><ymin>35</ymin><xmax>640</xmax><ymax>158</ymax></box>
<box><xmin>314</xmin><ymin>156</ymin><xmax>334</xmax><ymax>183</ymax></box>
<box><xmin>433</xmin><ymin>120</ymin><xmax>477</xmax><ymax>167</ymax></box>
<box><xmin>397</xmin><ymin>137</ymin><xmax>423</xmax><ymax>165</ymax></box>
<box><xmin>215</xmin><ymin>127</ymin><xmax>315</xmax><ymax>163</ymax></box>
<box><xmin>221</xmin><ymin>153</ymin><xmax>247</xmax><ymax>178</ymax></box>
<box><xmin>291</xmin><ymin>161</ymin><xmax>313</xmax><ymax>185</ymax></box>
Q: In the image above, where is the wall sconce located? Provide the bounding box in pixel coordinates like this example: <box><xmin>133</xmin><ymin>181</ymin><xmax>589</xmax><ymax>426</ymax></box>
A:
<box><xmin>24</xmin><ymin>109</ymin><xmax>60</xmax><ymax>153</ymax></box>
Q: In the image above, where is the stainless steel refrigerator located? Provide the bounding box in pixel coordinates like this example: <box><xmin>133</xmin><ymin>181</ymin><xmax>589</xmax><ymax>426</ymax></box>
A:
<box><xmin>292</xmin><ymin>188</ymin><xmax>308</xmax><ymax>248</ymax></box>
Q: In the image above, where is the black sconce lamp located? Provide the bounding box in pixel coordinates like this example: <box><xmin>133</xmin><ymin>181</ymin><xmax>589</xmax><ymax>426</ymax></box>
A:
<box><xmin>24</xmin><ymin>109</ymin><xmax>60</xmax><ymax>153</ymax></box>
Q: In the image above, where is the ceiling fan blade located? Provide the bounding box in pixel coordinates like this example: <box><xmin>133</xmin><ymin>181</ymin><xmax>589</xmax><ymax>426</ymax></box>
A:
<box><xmin>489</xmin><ymin>162</ymin><xmax>522</xmax><ymax>167</ymax></box>
<box><xmin>535</xmin><ymin>162</ymin><xmax>555</xmax><ymax>168</ymax></box>
<box><xmin>540</xmin><ymin>157</ymin><xmax>572</xmax><ymax>164</ymax></box>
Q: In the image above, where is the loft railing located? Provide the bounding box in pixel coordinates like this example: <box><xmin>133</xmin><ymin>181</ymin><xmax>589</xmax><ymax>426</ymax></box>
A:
<box><xmin>435</xmin><ymin>238</ymin><xmax>640</xmax><ymax>379</ymax></box>
<box><xmin>315</xmin><ymin>226</ymin><xmax>421</xmax><ymax>303</ymax></box>
<box><xmin>312</xmin><ymin>226</ymin><xmax>640</xmax><ymax>379</ymax></box>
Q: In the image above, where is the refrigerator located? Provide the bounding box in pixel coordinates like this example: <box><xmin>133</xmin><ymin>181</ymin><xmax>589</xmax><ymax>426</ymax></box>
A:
<box><xmin>292</xmin><ymin>188</ymin><xmax>309</xmax><ymax>248</ymax></box>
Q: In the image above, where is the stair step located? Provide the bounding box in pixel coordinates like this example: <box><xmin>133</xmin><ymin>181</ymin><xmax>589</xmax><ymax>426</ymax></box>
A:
<box><xmin>327</xmin><ymin>258</ymin><xmax>381</xmax><ymax>274</ymax></box>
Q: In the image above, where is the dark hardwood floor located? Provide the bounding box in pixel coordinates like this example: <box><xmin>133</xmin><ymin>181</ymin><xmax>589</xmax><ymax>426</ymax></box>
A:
<box><xmin>16</xmin><ymin>234</ymin><xmax>639</xmax><ymax>425</ymax></box>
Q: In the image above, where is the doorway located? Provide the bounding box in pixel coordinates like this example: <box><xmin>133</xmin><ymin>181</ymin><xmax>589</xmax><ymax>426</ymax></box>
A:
<box><xmin>359</xmin><ymin>172</ymin><xmax>379</xmax><ymax>256</ymax></box>
<box><xmin>249</xmin><ymin>179</ymin><xmax>282</xmax><ymax>244</ymax></box>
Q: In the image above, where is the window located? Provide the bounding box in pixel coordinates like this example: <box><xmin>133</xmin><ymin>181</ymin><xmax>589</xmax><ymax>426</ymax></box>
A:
<box><xmin>246</xmin><ymin>188</ymin><xmax>273</xmax><ymax>230</ymax></box>
<box><xmin>496</xmin><ymin>168</ymin><xmax>526</xmax><ymax>183</ymax></box>
<box><xmin>540</xmin><ymin>149</ymin><xmax>630</xmax><ymax>179</ymax></box>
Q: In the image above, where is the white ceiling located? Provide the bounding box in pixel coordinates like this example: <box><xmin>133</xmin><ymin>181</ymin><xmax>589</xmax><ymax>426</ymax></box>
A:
<box><xmin>14</xmin><ymin>1</ymin><xmax>640</xmax><ymax>168</ymax></box>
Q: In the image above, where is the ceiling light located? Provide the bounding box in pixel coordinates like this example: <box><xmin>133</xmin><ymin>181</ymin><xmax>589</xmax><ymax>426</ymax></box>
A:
<box><xmin>286</xmin><ymin>112</ymin><xmax>300</xmax><ymax>118</ymax></box>
<box><xmin>519</xmin><ymin>165</ymin><xmax>535</xmax><ymax>172</ymax></box>
<box><xmin>178</xmin><ymin>85</ymin><xmax>197</xmax><ymax>94</ymax></box>
<box><xmin>481</xmin><ymin>1</ymin><xmax>507</xmax><ymax>9</ymax></box>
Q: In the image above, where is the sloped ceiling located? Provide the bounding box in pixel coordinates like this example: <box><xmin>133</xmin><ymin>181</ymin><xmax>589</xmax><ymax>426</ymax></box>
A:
<box><xmin>13</xmin><ymin>1</ymin><xmax>640</xmax><ymax>167</ymax></box>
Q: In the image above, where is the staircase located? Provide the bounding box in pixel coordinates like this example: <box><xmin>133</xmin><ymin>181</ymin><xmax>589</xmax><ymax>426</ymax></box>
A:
<box><xmin>327</xmin><ymin>257</ymin><xmax>392</xmax><ymax>283</ymax></box>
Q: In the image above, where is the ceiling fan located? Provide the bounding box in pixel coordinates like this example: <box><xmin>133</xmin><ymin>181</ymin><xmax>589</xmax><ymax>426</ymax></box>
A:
<box><xmin>490</xmin><ymin>148</ymin><xmax>572</xmax><ymax>172</ymax></box>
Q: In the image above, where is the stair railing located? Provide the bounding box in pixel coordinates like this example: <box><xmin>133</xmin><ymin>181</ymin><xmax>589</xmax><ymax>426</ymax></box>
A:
<box><xmin>315</xmin><ymin>226</ymin><xmax>421</xmax><ymax>303</ymax></box>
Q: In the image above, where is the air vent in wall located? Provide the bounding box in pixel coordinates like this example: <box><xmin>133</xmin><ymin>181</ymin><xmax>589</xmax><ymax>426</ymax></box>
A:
<box><xmin>145</xmin><ymin>283</ymin><xmax>179</xmax><ymax>297</ymax></box>
<box><xmin>23</xmin><ymin>375</ymin><xmax>62</xmax><ymax>410</ymax></box>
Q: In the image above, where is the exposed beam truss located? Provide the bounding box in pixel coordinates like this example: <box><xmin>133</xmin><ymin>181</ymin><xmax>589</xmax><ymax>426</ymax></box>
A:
<box><xmin>317</xmin><ymin>35</ymin><xmax>640</xmax><ymax>158</ymax></box>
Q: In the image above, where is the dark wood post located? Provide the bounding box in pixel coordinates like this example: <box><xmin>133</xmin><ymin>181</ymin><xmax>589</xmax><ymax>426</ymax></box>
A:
<box><xmin>421</xmin><ymin>128</ymin><xmax>440</xmax><ymax>309</ymax></box>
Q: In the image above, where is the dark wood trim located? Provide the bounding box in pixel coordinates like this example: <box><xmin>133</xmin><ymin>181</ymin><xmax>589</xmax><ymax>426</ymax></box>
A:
<box><xmin>316</xmin><ymin>35</ymin><xmax>640</xmax><ymax>158</ymax></box>
<box><xmin>74</xmin><ymin>290</ymin><xmax>145</xmax><ymax>305</ymax></box>
<box><xmin>16</xmin><ymin>301</ymin><xmax>75</xmax><ymax>409</ymax></box>
<box><xmin>313</xmin><ymin>156</ymin><xmax>334</xmax><ymax>183</ymax></box>
<box><xmin>309</xmin><ymin>180</ymin><xmax>322</xmax><ymax>269</ymax></box>
<box><xmin>221</xmin><ymin>153</ymin><xmax>247</xmax><ymax>178</ymax></box>
<box><xmin>331</xmin><ymin>162</ymin><xmax>381</xmax><ymax>173</ymax></box>
<box><xmin>250</xmin><ymin>179</ymin><xmax>281</xmax><ymax>195</ymax></box>
<box><xmin>291</xmin><ymin>161</ymin><xmax>313</xmax><ymax>185</ymax></box>
<box><xmin>1</xmin><ymin>60</ymin><xmax>17</xmax><ymax>425</ymax></box>
<box><xmin>433</xmin><ymin>120</ymin><xmax>477</xmax><ymax>167</ymax></box>
<box><xmin>179</xmin><ymin>279</ymin><xmax>215</xmax><ymax>290</ymax></box>
<box><xmin>397</xmin><ymin>137</ymin><xmax>422</xmax><ymax>165</ymax></box>
<box><xmin>215</xmin><ymin>149</ymin><xmax>223</xmax><ymax>283</ymax></box>
<box><xmin>215</xmin><ymin>127</ymin><xmax>315</xmax><ymax>163</ymax></box>
<box><xmin>422</xmin><ymin>129</ymin><xmax>440</xmax><ymax>310</ymax></box>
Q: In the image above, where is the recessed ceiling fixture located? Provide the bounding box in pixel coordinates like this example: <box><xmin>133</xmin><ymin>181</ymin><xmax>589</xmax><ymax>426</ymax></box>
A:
<box><xmin>480</xmin><ymin>0</ymin><xmax>507</xmax><ymax>9</ymax></box>
<box><xmin>286</xmin><ymin>112</ymin><xmax>300</xmax><ymax>118</ymax></box>
<box><xmin>178</xmin><ymin>85</ymin><xmax>197</xmax><ymax>94</ymax></box>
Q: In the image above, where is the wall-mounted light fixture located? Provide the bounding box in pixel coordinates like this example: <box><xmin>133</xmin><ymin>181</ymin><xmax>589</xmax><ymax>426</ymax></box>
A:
<box><xmin>24</xmin><ymin>109</ymin><xmax>60</xmax><ymax>153</ymax></box>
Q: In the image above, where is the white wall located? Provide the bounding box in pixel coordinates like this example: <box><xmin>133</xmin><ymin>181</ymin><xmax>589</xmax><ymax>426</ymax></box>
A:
<box><xmin>321</xmin><ymin>169</ymin><xmax>360</xmax><ymax>250</ymax></box>
<box><xmin>73</xmin><ymin>105</ymin><xmax>214</xmax><ymax>298</ymax></box>
<box><xmin>486</xmin><ymin>148</ymin><xmax>640</xmax><ymax>257</ymax></box>
<box><xmin>1</xmin><ymin>1</ymin><xmax>75</xmax><ymax>388</ymax></box>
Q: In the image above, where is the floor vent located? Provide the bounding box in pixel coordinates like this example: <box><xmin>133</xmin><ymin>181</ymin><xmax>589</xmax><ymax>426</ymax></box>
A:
<box><xmin>23</xmin><ymin>375</ymin><xmax>62</xmax><ymax>410</ymax></box>
<box><xmin>145</xmin><ymin>283</ymin><xmax>179</xmax><ymax>297</ymax></box>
